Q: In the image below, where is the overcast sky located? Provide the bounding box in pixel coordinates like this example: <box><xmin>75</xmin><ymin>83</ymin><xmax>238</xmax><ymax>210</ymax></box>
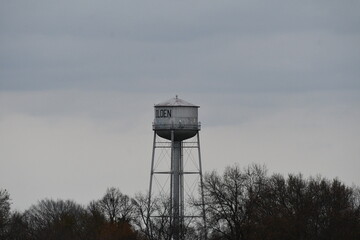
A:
<box><xmin>1</xmin><ymin>0</ymin><xmax>359</xmax><ymax>211</ymax></box>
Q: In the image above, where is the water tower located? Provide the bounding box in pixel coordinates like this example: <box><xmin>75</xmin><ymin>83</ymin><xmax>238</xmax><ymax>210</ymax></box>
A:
<box><xmin>148</xmin><ymin>96</ymin><xmax>207</xmax><ymax>240</ymax></box>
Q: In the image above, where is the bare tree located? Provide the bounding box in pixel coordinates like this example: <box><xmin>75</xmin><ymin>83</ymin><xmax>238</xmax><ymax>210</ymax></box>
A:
<box><xmin>0</xmin><ymin>189</ymin><xmax>11</xmax><ymax>238</ymax></box>
<box><xmin>97</xmin><ymin>187</ymin><xmax>135</xmax><ymax>223</ymax></box>
<box><xmin>6</xmin><ymin>211</ymin><xmax>31</xmax><ymax>240</ymax></box>
<box><xmin>24</xmin><ymin>199</ymin><xmax>87</xmax><ymax>240</ymax></box>
<box><xmin>2</xmin><ymin>166</ymin><xmax>359</xmax><ymax>240</ymax></box>
<box><xmin>132</xmin><ymin>193</ymin><xmax>173</xmax><ymax>240</ymax></box>
<box><xmin>202</xmin><ymin>164</ymin><xmax>268</xmax><ymax>240</ymax></box>
<box><xmin>204</xmin><ymin>168</ymin><xmax>360</xmax><ymax>240</ymax></box>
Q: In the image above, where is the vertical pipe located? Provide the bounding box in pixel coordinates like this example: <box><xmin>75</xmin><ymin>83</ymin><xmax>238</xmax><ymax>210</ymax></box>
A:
<box><xmin>170</xmin><ymin>130</ymin><xmax>174</xmax><ymax>233</ymax></box>
<box><xmin>180</xmin><ymin>141</ymin><xmax>184</xmax><ymax>240</ymax></box>
<box><xmin>173</xmin><ymin>140</ymin><xmax>181</xmax><ymax>240</ymax></box>
<box><xmin>197</xmin><ymin>133</ymin><xmax>208</xmax><ymax>240</ymax></box>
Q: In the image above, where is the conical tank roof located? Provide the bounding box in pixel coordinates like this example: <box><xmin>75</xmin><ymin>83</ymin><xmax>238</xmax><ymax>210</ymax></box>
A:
<box><xmin>155</xmin><ymin>95</ymin><xmax>199</xmax><ymax>107</ymax></box>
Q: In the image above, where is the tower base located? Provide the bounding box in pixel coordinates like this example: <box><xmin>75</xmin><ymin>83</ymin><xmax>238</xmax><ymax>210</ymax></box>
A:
<box><xmin>147</xmin><ymin>131</ymin><xmax>207</xmax><ymax>240</ymax></box>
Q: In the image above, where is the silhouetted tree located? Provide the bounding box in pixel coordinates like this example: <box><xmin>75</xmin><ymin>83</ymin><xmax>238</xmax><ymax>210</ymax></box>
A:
<box><xmin>19</xmin><ymin>191</ymin><xmax>139</xmax><ymax>240</ymax></box>
<box><xmin>252</xmin><ymin>174</ymin><xmax>360</xmax><ymax>240</ymax></box>
<box><xmin>202</xmin><ymin>165</ymin><xmax>360</xmax><ymax>240</ymax></box>
<box><xmin>2</xmin><ymin>164</ymin><xmax>359</xmax><ymax>240</ymax></box>
<box><xmin>24</xmin><ymin>199</ymin><xmax>87</xmax><ymax>240</ymax></box>
<box><xmin>133</xmin><ymin>192</ymin><xmax>205</xmax><ymax>240</ymax></box>
<box><xmin>203</xmin><ymin>164</ymin><xmax>268</xmax><ymax>240</ymax></box>
<box><xmin>132</xmin><ymin>193</ymin><xmax>172</xmax><ymax>240</ymax></box>
<box><xmin>97</xmin><ymin>187</ymin><xmax>135</xmax><ymax>224</ymax></box>
<box><xmin>81</xmin><ymin>200</ymin><xmax>107</xmax><ymax>240</ymax></box>
<box><xmin>92</xmin><ymin>188</ymin><xmax>139</xmax><ymax>240</ymax></box>
<box><xmin>0</xmin><ymin>189</ymin><xmax>11</xmax><ymax>239</ymax></box>
<box><xmin>5</xmin><ymin>211</ymin><xmax>31</xmax><ymax>240</ymax></box>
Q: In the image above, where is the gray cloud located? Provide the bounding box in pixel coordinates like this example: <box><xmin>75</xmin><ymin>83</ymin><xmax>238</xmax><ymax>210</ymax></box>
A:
<box><xmin>1</xmin><ymin>0</ymin><xmax>359</xmax><ymax>92</ymax></box>
<box><xmin>1</xmin><ymin>0</ymin><xmax>360</xmax><ymax>210</ymax></box>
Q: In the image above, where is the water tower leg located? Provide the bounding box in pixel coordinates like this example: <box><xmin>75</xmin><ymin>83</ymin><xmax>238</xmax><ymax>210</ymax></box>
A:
<box><xmin>197</xmin><ymin>133</ymin><xmax>208</xmax><ymax>240</ymax></box>
<box><xmin>147</xmin><ymin>131</ymin><xmax>157</xmax><ymax>238</ymax></box>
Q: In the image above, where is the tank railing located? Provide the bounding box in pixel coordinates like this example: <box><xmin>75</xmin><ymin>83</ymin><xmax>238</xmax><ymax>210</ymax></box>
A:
<box><xmin>152</xmin><ymin>122</ymin><xmax>201</xmax><ymax>131</ymax></box>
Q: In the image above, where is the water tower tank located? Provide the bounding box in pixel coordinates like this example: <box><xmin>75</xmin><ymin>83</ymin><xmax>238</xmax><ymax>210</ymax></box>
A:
<box><xmin>153</xmin><ymin>96</ymin><xmax>200</xmax><ymax>141</ymax></box>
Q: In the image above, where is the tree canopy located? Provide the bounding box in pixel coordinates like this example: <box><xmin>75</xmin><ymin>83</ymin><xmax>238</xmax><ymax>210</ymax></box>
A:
<box><xmin>1</xmin><ymin>164</ymin><xmax>359</xmax><ymax>240</ymax></box>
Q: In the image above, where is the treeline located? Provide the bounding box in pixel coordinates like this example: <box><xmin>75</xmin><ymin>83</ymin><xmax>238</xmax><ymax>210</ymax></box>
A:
<box><xmin>1</xmin><ymin>164</ymin><xmax>360</xmax><ymax>240</ymax></box>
